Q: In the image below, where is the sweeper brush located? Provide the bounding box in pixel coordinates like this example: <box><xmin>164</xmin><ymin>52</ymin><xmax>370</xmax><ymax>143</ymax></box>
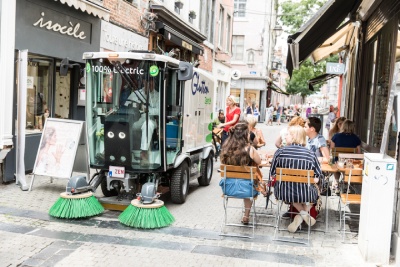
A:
<box><xmin>49</xmin><ymin>192</ymin><xmax>104</xmax><ymax>218</ymax></box>
<box><xmin>119</xmin><ymin>199</ymin><xmax>175</xmax><ymax>229</ymax></box>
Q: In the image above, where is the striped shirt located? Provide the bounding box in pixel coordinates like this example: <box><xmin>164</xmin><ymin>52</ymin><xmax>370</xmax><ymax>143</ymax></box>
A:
<box><xmin>269</xmin><ymin>144</ymin><xmax>322</xmax><ymax>203</ymax></box>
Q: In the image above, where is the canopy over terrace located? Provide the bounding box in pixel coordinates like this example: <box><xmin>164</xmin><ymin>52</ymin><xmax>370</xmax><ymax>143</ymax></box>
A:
<box><xmin>286</xmin><ymin>0</ymin><xmax>361</xmax><ymax>77</ymax></box>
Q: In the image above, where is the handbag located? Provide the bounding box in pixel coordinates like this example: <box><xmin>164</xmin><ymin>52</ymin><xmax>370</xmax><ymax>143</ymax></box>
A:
<box><xmin>219</xmin><ymin>178</ymin><xmax>258</xmax><ymax>198</ymax></box>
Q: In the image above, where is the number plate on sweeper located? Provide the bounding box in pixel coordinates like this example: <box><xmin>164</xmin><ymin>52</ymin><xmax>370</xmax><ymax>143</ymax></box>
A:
<box><xmin>109</xmin><ymin>166</ymin><xmax>125</xmax><ymax>178</ymax></box>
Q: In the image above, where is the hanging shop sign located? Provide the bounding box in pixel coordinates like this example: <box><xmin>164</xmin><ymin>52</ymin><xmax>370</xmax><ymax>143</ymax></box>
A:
<box><xmin>326</xmin><ymin>63</ymin><xmax>345</xmax><ymax>74</ymax></box>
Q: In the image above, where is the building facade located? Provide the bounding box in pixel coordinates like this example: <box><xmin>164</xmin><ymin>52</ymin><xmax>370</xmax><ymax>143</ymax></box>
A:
<box><xmin>230</xmin><ymin>0</ymin><xmax>280</xmax><ymax>121</ymax></box>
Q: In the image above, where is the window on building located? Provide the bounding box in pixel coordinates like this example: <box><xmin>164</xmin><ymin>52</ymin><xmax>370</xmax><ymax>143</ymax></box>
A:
<box><xmin>218</xmin><ymin>6</ymin><xmax>224</xmax><ymax>48</ymax></box>
<box><xmin>226</xmin><ymin>15</ymin><xmax>231</xmax><ymax>52</ymax></box>
<box><xmin>248</xmin><ymin>51</ymin><xmax>254</xmax><ymax>64</ymax></box>
<box><xmin>234</xmin><ymin>0</ymin><xmax>246</xmax><ymax>18</ymax></box>
<box><xmin>208</xmin><ymin>0</ymin><xmax>215</xmax><ymax>43</ymax></box>
<box><xmin>232</xmin><ymin>35</ymin><xmax>244</xmax><ymax>61</ymax></box>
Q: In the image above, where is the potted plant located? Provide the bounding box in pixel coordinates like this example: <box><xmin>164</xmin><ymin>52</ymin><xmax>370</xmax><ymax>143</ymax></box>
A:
<box><xmin>189</xmin><ymin>10</ymin><xmax>196</xmax><ymax>19</ymax></box>
<box><xmin>175</xmin><ymin>0</ymin><xmax>183</xmax><ymax>9</ymax></box>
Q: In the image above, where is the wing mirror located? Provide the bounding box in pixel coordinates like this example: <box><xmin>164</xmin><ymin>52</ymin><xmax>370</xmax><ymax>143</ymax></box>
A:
<box><xmin>178</xmin><ymin>62</ymin><xmax>193</xmax><ymax>81</ymax></box>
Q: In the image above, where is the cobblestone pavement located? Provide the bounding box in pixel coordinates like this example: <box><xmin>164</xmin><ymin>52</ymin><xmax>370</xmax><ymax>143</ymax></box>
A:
<box><xmin>0</xmin><ymin>120</ymin><xmax>395</xmax><ymax>267</ymax></box>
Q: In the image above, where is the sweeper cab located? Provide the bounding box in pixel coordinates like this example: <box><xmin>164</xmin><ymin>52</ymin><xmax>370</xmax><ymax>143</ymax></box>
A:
<box><xmin>83</xmin><ymin>51</ymin><xmax>215</xmax><ymax>205</ymax></box>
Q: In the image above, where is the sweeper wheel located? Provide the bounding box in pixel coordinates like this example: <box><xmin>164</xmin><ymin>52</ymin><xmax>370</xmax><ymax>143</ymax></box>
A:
<box><xmin>59</xmin><ymin>192</ymin><xmax>93</xmax><ymax>199</ymax></box>
<box><xmin>198</xmin><ymin>153</ymin><xmax>213</xmax><ymax>186</ymax></box>
<box><xmin>131</xmin><ymin>199</ymin><xmax>164</xmax><ymax>208</ymax></box>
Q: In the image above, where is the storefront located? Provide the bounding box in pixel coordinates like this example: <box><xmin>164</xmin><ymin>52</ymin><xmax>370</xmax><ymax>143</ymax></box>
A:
<box><xmin>149</xmin><ymin>4</ymin><xmax>205</xmax><ymax>63</ymax></box>
<box><xmin>230</xmin><ymin>77</ymin><xmax>267</xmax><ymax>120</ymax></box>
<box><xmin>3</xmin><ymin>0</ymin><xmax>105</xmax><ymax>181</ymax></box>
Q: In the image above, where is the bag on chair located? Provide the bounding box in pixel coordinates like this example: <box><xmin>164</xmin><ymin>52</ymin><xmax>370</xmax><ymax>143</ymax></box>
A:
<box><xmin>219</xmin><ymin>178</ymin><xmax>258</xmax><ymax>198</ymax></box>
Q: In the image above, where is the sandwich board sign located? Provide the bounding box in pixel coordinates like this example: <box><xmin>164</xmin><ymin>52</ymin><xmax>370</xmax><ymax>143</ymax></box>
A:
<box><xmin>30</xmin><ymin>118</ymin><xmax>86</xmax><ymax>190</ymax></box>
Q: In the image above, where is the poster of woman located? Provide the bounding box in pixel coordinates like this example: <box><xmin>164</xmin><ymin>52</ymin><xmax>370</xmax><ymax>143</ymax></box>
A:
<box><xmin>33</xmin><ymin>118</ymin><xmax>83</xmax><ymax>178</ymax></box>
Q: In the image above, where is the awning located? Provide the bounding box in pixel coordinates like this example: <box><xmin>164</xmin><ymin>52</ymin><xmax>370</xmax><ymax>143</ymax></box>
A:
<box><xmin>286</xmin><ymin>0</ymin><xmax>361</xmax><ymax>77</ymax></box>
<box><xmin>268</xmin><ymin>82</ymin><xmax>289</xmax><ymax>95</ymax></box>
<box><xmin>160</xmin><ymin>24</ymin><xmax>204</xmax><ymax>55</ymax></box>
<box><xmin>307</xmin><ymin>73</ymin><xmax>339</xmax><ymax>91</ymax></box>
<box><xmin>56</xmin><ymin>0</ymin><xmax>110</xmax><ymax>21</ymax></box>
<box><xmin>310</xmin><ymin>21</ymin><xmax>359</xmax><ymax>63</ymax></box>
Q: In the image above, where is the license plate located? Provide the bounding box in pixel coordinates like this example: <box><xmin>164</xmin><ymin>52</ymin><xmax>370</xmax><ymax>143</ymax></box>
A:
<box><xmin>109</xmin><ymin>166</ymin><xmax>125</xmax><ymax>178</ymax></box>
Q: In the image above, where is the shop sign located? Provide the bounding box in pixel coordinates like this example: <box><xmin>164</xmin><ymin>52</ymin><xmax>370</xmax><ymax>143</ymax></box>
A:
<box><xmin>100</xmin><ymin>21</ymin><xmax>148</xmax><ymax>52</ymax></box>
<box><xmin>326</xmin><ymin>63</ymin><xmax>345</xmax><ymax>74</ymax></box>
<box><xmin>182</xmin><ymin>41</ymin><xmax>193</xmax><ymax>51</ymax></box>
<box><xmin>33</xmin><ymin>12</ymin><xmax>87</xmax><ymax>40</ymax></box>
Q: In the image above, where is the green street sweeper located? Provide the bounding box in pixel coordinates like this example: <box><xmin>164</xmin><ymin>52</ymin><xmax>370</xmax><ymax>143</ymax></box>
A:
<box><xmin>83</xmin><ymin>51</ymin><xmax>216</xmax><ymax>207</ymax></box>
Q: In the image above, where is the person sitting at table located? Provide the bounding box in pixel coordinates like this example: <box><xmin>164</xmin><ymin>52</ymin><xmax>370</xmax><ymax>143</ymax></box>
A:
<box><xmin>275</xmin><ymin>116</ymin><xmax>306</xmax><ymax>148</ymax></box>
<box><xmin>330</xmin><ymin>119</ymin><xmax>361</xmax><ymax>153</ymax></box>
<box><xmin>304</xmin><ymin>117</ymin><xmax>330</xmax><ymax>163</ymax></box>
<box><xmin>328</xmin><ymin>116</ymin><xmax>346</xmax><ymax>146</ymax></box>
<box><xmin>246</xmin><ymin>116</ymin><xmax>266</xmax><ymax>149</ymax></box>
<box><xmin>269</xmin><ymin>125</ymin><xmax>323</xmax><ymax>232</ymax></box>
<box><xmin>220</xmin><ymin>121</ymin><xmax>262</xmax><ymax>225</ymax></box>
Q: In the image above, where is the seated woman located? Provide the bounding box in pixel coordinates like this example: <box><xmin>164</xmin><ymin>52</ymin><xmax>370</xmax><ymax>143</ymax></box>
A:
<box><xmin>246</xmin><ymin>116</ymin><xmax>266</xmax><ymax>149</ymax></box>
<box><xmin>275</xmin><ymin>116</ymin><xmax>305</xmax><ymax>148</ymax></box>
<box><xmin>220</xmin><ymin>121</ymin><xmax>262</xmax><ymax>225</ymax></box>
<box><xmin>327</xmin><ymin>116</ymin><xmax>346</xmax><ymax>147</ymax></box>
<box><xmin>269</xmin><ymin>125</ymin><xmax>322</xmax><ymax>233</ymax></box>
<box><xmin>330</xmin><ymin>119</ymin><xmax>361</xmax><ymax>153</ymax></box>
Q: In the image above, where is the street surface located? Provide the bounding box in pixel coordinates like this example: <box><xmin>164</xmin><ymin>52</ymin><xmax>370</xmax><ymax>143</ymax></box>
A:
<box><xmin>0</xmin><ymin>118</ymin><xmax>394</xmax><ymax>267</ymax></box>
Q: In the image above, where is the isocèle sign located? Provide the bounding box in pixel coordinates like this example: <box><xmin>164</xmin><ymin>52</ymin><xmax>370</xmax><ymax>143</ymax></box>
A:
<box><xmin>33</xmin><ymin>12</ymin><xmax>87</xmax><ymax>40</ymax></box>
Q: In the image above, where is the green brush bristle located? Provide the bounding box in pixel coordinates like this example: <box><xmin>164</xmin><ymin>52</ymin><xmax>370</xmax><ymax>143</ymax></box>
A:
<box><xmin>119</xmin><ymin>204</ymin><xmax>175</xmax><ymax>229</ymax></box>
<box><xmin>49</xmin><ymin>195</ymin><xmax>104</xmax><ymax>219</ymax></box>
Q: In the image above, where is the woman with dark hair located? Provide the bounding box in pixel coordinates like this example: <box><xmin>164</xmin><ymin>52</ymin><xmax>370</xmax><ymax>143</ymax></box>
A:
<box><xmin>220</xmin><ymin>121</ymin><xmax>262</xmax><ymax>225</ymax></box>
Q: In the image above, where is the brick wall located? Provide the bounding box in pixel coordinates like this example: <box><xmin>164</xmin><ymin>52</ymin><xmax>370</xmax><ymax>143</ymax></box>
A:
<box><xmin>198</xmin><ymin>46</ymin><xmax>213</xmax><ymax>72</ymax></box>
<box><xmin>103</xmin><ymin>0</ymin><xmax>146</xmax><ymax>35</ymax></box>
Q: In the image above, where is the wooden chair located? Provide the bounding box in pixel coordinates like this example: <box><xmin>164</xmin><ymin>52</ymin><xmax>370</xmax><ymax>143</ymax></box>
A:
<box><xmin>339</xmin><ymin>169</ymin><xmax>363</xmax><ymax>241</ymax></box>
<box><xmin>331</xmin><ymin>147</ymin><xmax>357</xmax><ymax>159</ymax></box>
<box><xmin>219</xmin><ymin>164</ymin><xmax>259</xmax><ymax>238</ymax></box>
<box><xmin>273</xmin><ymin>168</ymin><xmax>315</xmax><ymax>245</ymax></box>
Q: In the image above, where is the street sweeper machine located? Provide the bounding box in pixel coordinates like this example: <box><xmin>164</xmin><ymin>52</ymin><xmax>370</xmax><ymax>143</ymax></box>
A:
<box><xmin>83</xmin><ymin>51</ymin><xmax>215</xmax><ymax>205</ymax></box>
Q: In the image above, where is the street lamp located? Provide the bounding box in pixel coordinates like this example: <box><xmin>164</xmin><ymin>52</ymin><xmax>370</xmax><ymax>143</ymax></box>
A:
<box><xmin>273</xmin><ymin>23</ymin><xmax>283</xmax><ymax>37</ymax></box>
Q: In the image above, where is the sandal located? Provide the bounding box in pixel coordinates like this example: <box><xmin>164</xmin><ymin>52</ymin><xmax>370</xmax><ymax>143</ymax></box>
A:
<box><xmin>241</xmin><ymin>216</ymin><xmax>250</xmax><ymax>225</ymax></box>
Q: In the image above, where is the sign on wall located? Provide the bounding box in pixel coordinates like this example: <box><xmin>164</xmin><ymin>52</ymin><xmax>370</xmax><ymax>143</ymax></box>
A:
<box><xmin>100</xmin><ymin>20</ymin><xmax>148</xmax><ymax>52</ymax></box>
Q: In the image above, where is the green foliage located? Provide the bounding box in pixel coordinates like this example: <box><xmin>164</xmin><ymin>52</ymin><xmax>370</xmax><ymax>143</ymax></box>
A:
<box><xmin>280</xmin><ymin>0</ymin><xmax>327</xmax><ymax>34</ymax></box>
<box><xmin>285</xmin><ymin>59</ymin><xmax>325</xmax><ymax>97</ymax></box>
<box><xmin>279</xmin><ymin>0</ymin><xmax>339</xmax><ymax>97</ymax></box>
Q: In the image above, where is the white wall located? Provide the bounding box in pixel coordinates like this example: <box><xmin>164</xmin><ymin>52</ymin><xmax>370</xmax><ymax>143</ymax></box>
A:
<box><xmin>0</xmin><ymin>1</ymin><xmax>16</xmax><ymax>149</ymax></box>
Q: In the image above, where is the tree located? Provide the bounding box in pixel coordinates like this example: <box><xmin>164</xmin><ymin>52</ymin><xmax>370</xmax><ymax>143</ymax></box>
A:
<box><xmin>285</xmin><ymin>59</ymin><xmax>325</xmax><ymax>98</ymax></box>
<box><xmin>280</xmin><ymin>0</ymin><xmax>326</xmax><ymax>34</ymax></box>
<box><xmin>279</xmin><ymin>0</ymin><xmax>338</xmax><ymax>99</ymax></box>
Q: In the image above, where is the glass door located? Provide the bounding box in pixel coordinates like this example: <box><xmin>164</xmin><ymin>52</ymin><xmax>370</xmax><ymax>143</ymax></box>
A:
<box><xmin>55</xmin><ymin>60</ymin><xmax>71</xmax><ymax>119</ymax></box>
<box><xmin>26</xmin><ymin>55</ymin><xmax>52</xmax><ymax>133</ymax></box>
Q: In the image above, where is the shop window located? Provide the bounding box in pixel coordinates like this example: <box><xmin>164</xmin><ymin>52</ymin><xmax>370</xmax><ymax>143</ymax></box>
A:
<box><xmin>26</xmin><ymin>56</ymin><xmax>52</xmax><ymax>133</ymax></box>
